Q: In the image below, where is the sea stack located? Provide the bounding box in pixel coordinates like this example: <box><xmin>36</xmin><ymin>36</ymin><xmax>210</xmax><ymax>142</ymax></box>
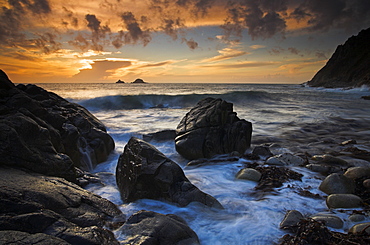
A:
<box><xmin>132</xmin><ymin>78</ymin><xmax>146</xmax><ymax>84</ymax></box>
<box><xmin>307</xmin><ymin>27</ymin><xmax>370</xmax><ymax>88</ymax></box>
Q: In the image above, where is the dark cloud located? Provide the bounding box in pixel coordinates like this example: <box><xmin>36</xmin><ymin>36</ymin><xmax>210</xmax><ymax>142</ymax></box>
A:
<box><xmin>182</xmin><ymin>38</ymin><xmax>198</xmax><ymax>49</ymax></box>
<box><xmin>68</xmin><ymin>33</ymin><xmax>90</xmax><ymax>51</ymax></box>
<box><xmin>85</xmin><ymin>14</ymin><xmax>111</xmax><ymax>51</ymax></box>
<box><xmin>269</xmin><ymin>46</ymin><xmax>284</xmax><ymax>55</ymax></box>
<box><xmin>199</xmin><ymin>61</ymin><xmax>276</xmax><ymax>69</ymax></box>
<box><xmin>160</xmin><ymin>18</ymin><xmax>185</xmax><ymax>40</ymax></box>
<box><xmin>315</xmin><ymin>51</ymin><xmax>327</xmax><ymax>59</ymax></box>
<box><xmin>117</xmin><ymin>12</ymin><xmax>152</xmax><ymax>46</ymax></box>
<box><xmin>288</xmin><ymin>47</ymin><xmax>300</xmax><ymax>55</ymax></box>
<box><xmin>34</xmin><ymin>32</ymin><xmax>61</xmax><ymax>54</ymax></box>
<box><xmin>62</xmin><ymin>7</ymin><xmax>78</xmax><ymax>28</ymax></box>
<box><xmin>222</xmin><ymin>0</ymin><xmax>287</xmax><ymax>40</ymax></box>
<box><xmin>291</xmin><ymin>0</ymin><xmax>370</xmax><ymax>31</ymax></box>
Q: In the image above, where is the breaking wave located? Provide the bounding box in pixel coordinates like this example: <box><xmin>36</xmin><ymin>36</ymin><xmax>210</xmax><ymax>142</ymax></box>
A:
<box><xmin>78</xmin><ymin>91</ymin><xmax>277</xmax><ymax>111</ymax></box>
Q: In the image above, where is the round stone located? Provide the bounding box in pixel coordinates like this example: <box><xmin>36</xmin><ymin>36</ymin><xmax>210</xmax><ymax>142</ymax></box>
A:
<box><xmin>319</xmin><ymin>173</ymin><xmax>355</xmax><ymax>195</ymax></box>
<box><xmin>310</xmin><ymin>213</ymin><xmax>344</xmax><ymax>229</ymax></box>
<box><xmin>280</xmin><ymin>210</ymin><xmax>304</xmax><ymax>229</ymax></box>
<box><xmin>236</xmin><ymin>168</ymin><xmax>262</xmax><ymax>182</ymax></box>
<box><xmin>326</xmin><ymin>194</ymin><xmax>362</xmax><ymax>209</ymax></box>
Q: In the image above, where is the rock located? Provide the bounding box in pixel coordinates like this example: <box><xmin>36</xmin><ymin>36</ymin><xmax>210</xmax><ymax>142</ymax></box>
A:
<box><xmin>0</xmin><ymin>71</ymin><xmax>114</xmax><ymax>181</ymax></box>
<box><xmin>266</xmin><ymin>153</ymin><xmax>305</xmax><ymax>166</ymax></box>
<box><xmin>175</xmin><ymin>97</ymin><xmax>252</xmax><ymax>160</ymax></box>
<box><xmin>132</xmin><ymin>78</ymin><xmax>146</xmax><ymax>83</ymax></box>
<box><xmin>120</xmin><ymin>210</ymin><xmax>200</xmax><ymax>245</ymax></box>
<box><xmin>326</xmin><ymin>194</ymin><xmax>362</xmax><ymax>209</ymax></box>
<box><xmin>362</xmin><ymin>95</ymin><xmax>370</xmax><ymax>100</ymax></box>
<box><xmin>252</xmin><ymin>145</ymin><xmax>273</xmax><ymax>158</ymax></box>
<box><xmin>0</xmin><ymin>70</ymin><xmax>16</xmax><ymax>90</ymax></box>
<box><xmin>142</xmin><ymin>129</ymin><xmax>176</xmax><ymax>142</ymax></box>
<box><xmin>280</xmin><ymin>210</ymin><xmax>304</xmax><ymax>229</ymax></box>
<box><xmin>349</xmin><ymin>222</ymin><xmax>370</xmax><ymax>234</ymax></box>
<box><xmin>310</xmin><ymin>213</ymin><xmax>344</xmax><ymax>229</ymax></box>
<box><xmin>320</xmin><ymin>155</ymin><xmax>349</xmax><ymax>166</ymax></box>
<box><xmin>116</xmin><ymin>137</ymin><xmax>223</xmax><ymax>208</ymax></box>
<box><xmin>236</xmin><ymin>168</ymin><xmax>262</xmax><ymax>182</ymax></box>
<box><xmin>116</xmin><ymin>79</ymin><xmax>125</xmax><ymax>83</ymax></box>
<box><xmin>120</xmin><ymin>211</ymin><xmax>199</xmax><ymax>245</ymax></box>
<box><xmin>307</xmin><ymin>27</ymin><xmax>370</xmax><ymax>88</ymax></box>
<box><xmin>319</xmin><ymin>173</ymin><xmax>355</xmax><ymax>194</ymax></box>
<box><xmin>344</xmin><ymin>167</ymin><xmax>370</xmax><ymax>180</ymax></box>
<box><xmin>363</xmin><ymin>179</ymin><xmax>370</xmax><ymax>189</ymax></box>
<box><xmin>0</xmin><ymin>230</ymin><xmax>69</xmax><ymax>245</ymax></box>
<box><xmin>0</xmin><ymin>167</ymin><xmax>124</xmax><ymax>244</ymax></box>
<box><xmin>305</xmin><ymin>164</ymin><xmax>341</xmax><ymax>175</ymax></box>
<box><xmin>349</xmin><ymin>214</ymin><xmax>365</xmax><ymax>222</ymax></box>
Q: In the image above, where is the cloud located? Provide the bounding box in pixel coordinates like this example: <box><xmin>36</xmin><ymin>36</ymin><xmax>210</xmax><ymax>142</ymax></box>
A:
<box><xmin>199</xmin><ymin>61</ymin><xmax>277</xmax><ymax>69</ymax></box>
<box><xmin>118</xmin><ymin>11</ymin><xmax>152</xmax><ymax>46</ymax></box>
<box><xmin>290</xmin><ymin>0</ymin><xmax>370</xmax><ymax>32</ymax></box>
<box><xmin>202</xmin><ymin>47</ymin><xmax>248</xmax><ymax>63</ymax></box>
<box><xmin>182</xmin><ymin>38</ymin><xmax>198</xmax><ymax>49</ymax></box>
<box><xmin>71</xmin><ymin>59</ymin><xmax>132</xmax><ymax>82</ymax></box>
<box><xmin>250</xmin><ymin>44</ymin><xmax>266</xmax><ymax>50</ymax></box>
<box><xmin>288</xmin><ymin>47</ymin><xmax>300</xmax><ymax>55</ymax></box>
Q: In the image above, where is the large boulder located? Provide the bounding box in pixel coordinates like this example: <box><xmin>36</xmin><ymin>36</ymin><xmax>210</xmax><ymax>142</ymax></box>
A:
<box><xmin>175</xmin><ymin>97</ymin><xmax>252</xmax><ymax>160</ymax></box>
<box><xmin>0</xmin><ymin>167</ymin><xmax>124</xmax><ymax>244</ymax></box>
<box><xmin>0</xmin><ymin>70</ymin><xmax>114</xmax><ymax>181</ymax></box>
<box><xmin>116</xmin><ymin>137</ymin><xmax>223</xmax><ymax>208</ymax></box>
<box><xmin>120</xmin><ymin>210</ymin><xmax>200</xmax><ymax>245</ymax></box>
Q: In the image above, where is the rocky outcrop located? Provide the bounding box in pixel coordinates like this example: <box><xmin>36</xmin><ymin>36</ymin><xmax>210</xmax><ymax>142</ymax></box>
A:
<box><xmin>0</xmin><ymin>70</ymin><xmax>115</xmax><ymax>181</ymax></box>
<box><xmin>175</xmin><ymin>97</ymin><xmax>252</xmax><ymax>160</ymax></box>
<box><xmin>0</xmin><ymin>167</ymin><xmax>124</xmax><ymax>245</ymax></box>
<box><xmin>307</xmin><ymin>27</ymin><xmax>370</xmax><ymax>88</ymax></box>
<box><xmin>116</xmin><ymin>137</ymin><xmax>223</xmax><ymax>208</ymax></box>
<box><xmin>120</xmin><ymin>210</ymin><xmax>200</xmax><ymax>245</ymax></box>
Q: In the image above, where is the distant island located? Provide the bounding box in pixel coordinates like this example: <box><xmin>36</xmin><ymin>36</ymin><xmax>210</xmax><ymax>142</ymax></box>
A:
<box><xmin>116</xmin><ymin>79</ymin><xmax>125</xmax><ymax>84</ymax></box>
<box><xmin>307</xmin><ymin>27</ymin><xmax>370</xmax><ymax>88</ymax></box>
<box><xmin>132</xmin><ymin>78</ymin><xmax>147</xmax><ymax>84</ymax></box>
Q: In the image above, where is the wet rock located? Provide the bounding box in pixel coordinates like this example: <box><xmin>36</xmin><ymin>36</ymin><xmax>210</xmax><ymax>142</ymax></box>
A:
<box><xmin>236</xmin><ymin>168</ymin><xmax>261</xmax><ymax>182</ymax></box>
<box><xmin>143</xmin><ymin>129</ymin><xmax>176</xmax><ymax>142</ymax></box>
<box><xmin>120</xmin><ymin>210</ymin><xmax>200</xmax><ymax>245</ymax></box>
<box><xmin>310</xmin><ymin>213</ymin><xmax>344</xmax><ymax>229</ymax></box>
<box><xmin>0</xmin><ymin>230</ymin><xmax>69</xmax><ymax>245</ymax></box>
<box><xmin>0</xmin><ymin>167</ymin><xmax>123</xmax><ymax>244</ymax></box>
<box><xmin>349</xmin><ymin>214</ymin><xmax>365</xmax><ymax>222</ymax></box>
<box><xmin>344</xmin><ymin>166</ymin><xmax>370</xmax><ymax>180</ymax></box>
<box><xmin>363</xmin><ymin>179</ymin><xmax>370</xmax><ymax>189</ymax></box>
<box><xmin>319</xmin><ymin>173</ymin><xmax>355</xmax><ymax>194</ymax></box>
<box><xmin>116</xmin><ymin>137</ymin><xmax>223</xmax><ymax>208</ymax></box>
<box><xmin>280</xmin><ymin>210</ymin><xmax>304</xmax><ymax>229</ymax></box>
<box><xmin>305</xmin><ymin>164</ymin><xmax>341</xmax><ymax>175</ymax></box>
<box><xmin>175</xmin><ymin>97</ymin><xmax>252</xmax><ymax>160</ymax></box>
<box><xmin>349</xmin><ymin>222</ymin><xmax>370</xmax><ymax>234</ymax></box>
<box><xmin>313</xmin><ymin>154</ymin><xmax>349</xmax><ymax>166</ymax></box>
<box><xmin>0</xmin><ymin>71</ymin><xmax>114</xmax><ymax>181</ymax></box>
<box><xmin>266</xmin><ymin>153</ymin><xmax>305</xmax><ymax>166</ymax></box>
<box><xmin>326</xmin><ymin>194</ymin><xmax>362</xmax><ymax>209</ymax></box>
<box><xmin>252</xmin><ymin>145</ymin><xmax>273</xmax><ymax>159</ymax></box>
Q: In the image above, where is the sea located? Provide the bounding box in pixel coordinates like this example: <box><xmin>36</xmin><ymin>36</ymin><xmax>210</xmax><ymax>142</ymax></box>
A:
<box><xmin>37</xmin><ymin>83</ymin><xmax>370</xmax><ymax>244</ymax></box>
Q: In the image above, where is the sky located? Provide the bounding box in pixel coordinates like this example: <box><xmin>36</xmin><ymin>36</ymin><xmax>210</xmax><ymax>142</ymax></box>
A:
<box><xmin>1</xmin><ymin>0</ymin><xmax>370</xmax><ymax>84</ymax></box>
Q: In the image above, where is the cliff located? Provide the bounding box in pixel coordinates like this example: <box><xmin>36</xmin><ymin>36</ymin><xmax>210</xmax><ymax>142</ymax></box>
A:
<box><xmin>307</xmin><ymin>27</ymin><xmax>370</xmax><ymax>88</ymax></box>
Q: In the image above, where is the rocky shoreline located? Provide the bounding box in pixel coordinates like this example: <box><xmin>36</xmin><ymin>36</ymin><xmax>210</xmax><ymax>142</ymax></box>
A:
<box><xmin>2</xmin><ymin>69</ymin><xmax>370</xmax><ymax>244</ymax></box>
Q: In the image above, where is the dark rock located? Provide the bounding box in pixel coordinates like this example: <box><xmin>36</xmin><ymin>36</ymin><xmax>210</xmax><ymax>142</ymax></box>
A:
<box><xmin>142</xmin><ymin>129</ymin><xmax>176</xmax><ymax>142</ymax></box>
<box><xmin>0</xmin><ymin>70</ymin><xmax>16</xmax><ymax>90</ymax></box>
<box><xmin>319</xmin><ymin>173</ymin><xmax>355</xmax><ymax>194</ymax></box>
<box><xmin>132</xmin><ymin>78</ymin><xmax>146</xmax><ymax>84</ymax></box>
<box><xmin>175</xmin><ymin>97</ymin><xmax>252</xmax><ymax>160</ymax></box>
<box><xmin>280</xmin><ymin>210</ymin><xmax>304</xmax><ymax>229</ymax></box>
<box><xmin>362</xmin><ymin>95</ymin><xmax>370</xmax><ymax>100</ymax></box>
<box><xmin>326</xmin><ymin>194</ymin><xmax>362</xmax><ymax>209</ymax></box>
<box><xmin>0</xmin><ymin>167</ymin><xmax>124</xmax><ymax>244</ymax></box>
<box><xmin>0</xmin><ymin>230</ymin><xmax>69</xmax><ymax>245</ymax></box>
<box><xmin>307</xmin><ymin>27</ymin><xmax>370</xmax><ymax>88</ymax></box>
<box><xmin>252</xmin><ymin>145</ymin><xmax>273</xmax><ymax>159</ymax></box>
<box><xmin>116</xmin><ymin>137</ymin><xmax>223</xmax><ymax>208</ymax></box>
<box><xmin>120</xmin><ymin>210</ymin><xmax>200</xmax><ymax>245</ymax></box>
<box><xmin>0</xmin><ymin>71</ymin><xmax>114</xmax><ymax>181</ymax></box>
<box><xmin>116</xmin><ymin>79</ymin><xmax>125</xmax><ymax>83</ymax></box>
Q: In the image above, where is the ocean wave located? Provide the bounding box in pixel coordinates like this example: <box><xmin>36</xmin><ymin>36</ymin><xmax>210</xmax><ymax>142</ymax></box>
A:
<box><xmin>78</xmin><ymin>91</ymin><xmax>275</xmax><ymax>111</ymax></box>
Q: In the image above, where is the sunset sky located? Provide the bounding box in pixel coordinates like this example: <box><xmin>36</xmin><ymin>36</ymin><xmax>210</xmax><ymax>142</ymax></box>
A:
<box><xmin>1</xmin><ymin>0</ymin><xmax>370</xmax><ymax>84</ymax></box>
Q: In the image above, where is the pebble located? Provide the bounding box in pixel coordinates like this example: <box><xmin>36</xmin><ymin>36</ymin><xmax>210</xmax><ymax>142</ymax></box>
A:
<box><xmin>326</xmin><ymin>194</ymin><xmax>362</xmax><ymax>209</ymax></box>
<box><xmin>280</xmin><ymin>210</ymin><xmax>304</xmax><ymax>229</ymax></box>
<box><xmin>349</xmin><ymin>222</ymin><xmax>370</xmax><ymax>234</ymax></box>
<box><xmin>310</xmin><ymin>213</ymin><xmax>344</xmax><ymax>229</ymax></box>
<box><xmin>236</xmin><ymin>168</ymin><xmax>262</xmax><ymax>182</ymax></box>
<box><xmin>319</xmin><ymin>173</ymin><xmax>355</xmax><ymax>194</ymax></box>
<box><xmin>349</xmin><ymin>214</ymin><xmax>365</xmax><ymax>222</ymax></box>
<box><xmin>266</xmin><ymin>153</ymin><xmax>305</xmax><ymax>166</ymax></box>
<box><xmin>363</xmin><ymin>179</ymin><xmax>370</xmax><ymax>189</ymax></box>
<box><xmin>344</xmin><ymin>167</ymin><xmax>370</xmax><ymax>179</ymax></box>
